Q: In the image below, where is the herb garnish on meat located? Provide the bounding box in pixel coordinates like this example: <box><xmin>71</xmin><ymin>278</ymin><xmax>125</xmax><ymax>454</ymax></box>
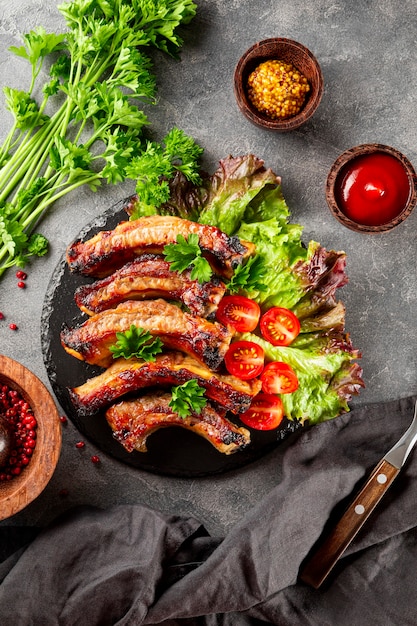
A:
<box><xmin>163</xmin><ymin>233</ymin><xmax>213</xmax><ymax>284</ymax></box>
<box><xmin>109</xmin><ymin>325</ymin><xmax>163</xmax><ymax>362</ymax></box>
<box><xmin>169</xmin><ymin>380</ymin><xmax>208</xmax><ymax>419</ymax></box>
<box><xmin>225</xmin><ymin>255</ymin><xmax>267</xmax><ymax>295</ymax></box>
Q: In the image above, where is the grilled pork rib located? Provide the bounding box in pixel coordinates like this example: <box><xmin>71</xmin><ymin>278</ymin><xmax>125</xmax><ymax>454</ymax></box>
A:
<box><xmin>60</xmin><ymin>299</ymin><xmax>234</xmax><ymax>369</ymax></box>
<box><xmin>105</xmin><ymin>392</ymin><xmax>251</xmax><ymax>455</ymax></box>
<box><xmin>66</xmin><ymin>215</ymin><xmax>255</xmax><ymax>278</ymax></box>
<box><xmin>69</xmin><ymin>351</ymin><xmax>261</xmax><ymax>415</ymax></box>
<box><xmin>74</xmin><ymin>254</ymin><xmax>226</xmax><ymax>317</ymax></box>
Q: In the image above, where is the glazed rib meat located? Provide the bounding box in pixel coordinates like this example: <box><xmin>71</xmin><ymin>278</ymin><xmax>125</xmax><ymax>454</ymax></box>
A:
<box><xmin>66</xmin><ymin>214</ymin><xmax>255</xmax><ymax>278</ymax></box>
<box><xmin>74</xmin><ymin>254</ymin><xmax>226</xmax><ymax>317</ymax></box>
<box><xmin>69</xmin><ymin>351</ymin><xmax>262</xmax><ymax>416</ymax></box>
<box><xmin>105</xmin><ymin>391</ymin><xmax>251</xmax><ymax>455</ymax></box>
<box><xmin>60</xmin><ymin>299</ymin><xmax>234</xmax><ymax>369</ymax></box>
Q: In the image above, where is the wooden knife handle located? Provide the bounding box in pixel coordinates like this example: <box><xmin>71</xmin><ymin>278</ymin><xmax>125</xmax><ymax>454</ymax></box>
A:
<box><xmin>299</xmin><ymin>459</ymin><xmax>399</xmax><ymax>589</ymax></box>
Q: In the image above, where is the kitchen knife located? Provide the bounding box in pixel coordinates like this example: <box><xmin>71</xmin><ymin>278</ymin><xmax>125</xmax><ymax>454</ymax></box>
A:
<box><xmin>300</xmin><ymin>400</ymin><xmax>417</xmax><ymax>589</ymax></box>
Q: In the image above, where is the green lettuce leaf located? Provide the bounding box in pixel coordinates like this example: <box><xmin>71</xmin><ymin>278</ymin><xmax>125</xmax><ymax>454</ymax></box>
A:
<box><xmin>198</xmin><ymin>154</ymin><xmax>281</xmax><ymax>233</ymax></box>
<box><xmin>239</xmin><ymin>332</ymin><xmax>363</xmax><ymax>425</ymax></box>
<box><xmin>235</xmin><ymin>217</ymin><xmax>307</xmax><ymax>308</ymax></box>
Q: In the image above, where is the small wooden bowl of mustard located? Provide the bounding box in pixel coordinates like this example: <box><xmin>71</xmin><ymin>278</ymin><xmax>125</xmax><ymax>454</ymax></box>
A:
<box><xmin>234</xmin><ymin>38</ymin><xmax>324</xmax><ymax>131</ymax></box>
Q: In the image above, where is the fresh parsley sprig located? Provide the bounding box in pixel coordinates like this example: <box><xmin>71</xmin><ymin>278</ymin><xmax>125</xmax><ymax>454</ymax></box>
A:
<box><xmin>163</xmin><ymin>233</ymin><xmax>213</xmax><ymax>284</ymax></box>
<box><xmin>109</xmin><ymin>325</ymin><xmax>163</xmax><ymax>361</ymax></box>
<box><xmin>0</xmin><ymin>0</ymin><xmax>198</xmax><ymax>278</ymax></box>
<box><xmin>169</xmin><ymin>379</ymin><xmax>207</xmax><ymax>419</ymax></box>
<box><xmin>125</xmin><ymin>128</ymin><xmax>204</xmax><ymax>216</ymax></box>
<box><xmin>227</xmin><ymin>255</ymin><xmax>268</xmax><ymax>295</ymax></box>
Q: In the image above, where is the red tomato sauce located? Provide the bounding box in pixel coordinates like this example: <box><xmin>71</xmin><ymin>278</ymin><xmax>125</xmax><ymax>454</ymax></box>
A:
<box><xmin>335</xmin><ymin>152</ymin><xmax>411</xmax><ymax>226</ymax></box>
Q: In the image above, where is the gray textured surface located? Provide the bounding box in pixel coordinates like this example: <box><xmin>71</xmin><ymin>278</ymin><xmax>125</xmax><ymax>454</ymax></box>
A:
<box><xmin>0</xmin><ymin>0</ymin><xmax>416</xmax><ymax>535</ymax></box>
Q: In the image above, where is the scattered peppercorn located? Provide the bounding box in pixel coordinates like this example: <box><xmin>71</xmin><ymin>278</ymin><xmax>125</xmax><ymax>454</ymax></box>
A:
<box><xmin>91</xmin><ymin>455</ymin><xmax>100</xmax><ymax>464</ymax></box>
<box><xmin>0</xmin><ymin>312</ymin><xmax>4</xmax><ymax>320</ymax></box>
<box><xmin>16</xmin><ymin>270</ymin><xmax>27</xmax><ymax>280</ymax></box>
<box><xmin>247</xmin><ymin>59</ymin><xmax>310</xmax><ymax>120</ymax></box>
<box><xmin>59</xmin><ymin>415</ymin><xmax>68</xmax><ymax>424</ymax></box>
<box><xmin>75</xmin><ymin>440</ymin><xmax>85</xmax><ymax>449</ymax></box>
<box><xmin>17</xmin><ymin>281</ymin><xmax>26</xmax><ymax>289</ymax></box>
<box><xmin>9</xmin><ymin>323</ymin><xmax>18</xmax><ymax>331</ymax></box>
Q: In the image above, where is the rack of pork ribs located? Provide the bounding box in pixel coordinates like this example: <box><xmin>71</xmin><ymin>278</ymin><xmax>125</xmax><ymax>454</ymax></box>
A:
<box><xmin>61</xmin><ymin>215</ymin><xmax>261</xmax><ymax>455</ymax></box>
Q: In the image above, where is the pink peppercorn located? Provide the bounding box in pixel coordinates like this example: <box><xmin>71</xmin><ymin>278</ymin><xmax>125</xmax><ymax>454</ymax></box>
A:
<box><xmin>0</xmin><ymin>384</ymin><xmax>37</xmax><ymax>481</ymax></box>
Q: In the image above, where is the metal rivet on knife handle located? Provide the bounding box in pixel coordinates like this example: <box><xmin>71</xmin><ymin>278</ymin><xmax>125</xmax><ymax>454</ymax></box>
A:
<box><xmin>299</xmin><ymin>400</ymin><xmax>417</xmax><ymax>589</ymax></box>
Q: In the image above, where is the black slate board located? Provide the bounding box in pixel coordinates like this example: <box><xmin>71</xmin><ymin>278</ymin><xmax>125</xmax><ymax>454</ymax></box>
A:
<box><xmin>41</xmin><ymin>199</ymin><xmax>302</xmax><ymax>477</ymax></box>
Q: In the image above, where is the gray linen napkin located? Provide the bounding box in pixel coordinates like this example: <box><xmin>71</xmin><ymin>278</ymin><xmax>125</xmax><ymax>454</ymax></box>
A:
<box><xmin>0</xmin><ymin>395</ymin><xmax>416</xmax><ymax>625</ymax></box>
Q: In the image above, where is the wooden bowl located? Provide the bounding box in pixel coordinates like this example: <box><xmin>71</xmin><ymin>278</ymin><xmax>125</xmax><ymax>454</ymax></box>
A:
<box><xmin>326</xmin><ymin>144</ymin><xmax>417</xmax><ymax>233</ymax></box>
<box><xmin>0</xmin><ymin>355</ymin><xmax>61</xmax><ymax>520</ymax></box>
<box><xmin>234</xmin><ymin>38</ymin><xmax>324</xmax><ymax>131</ymax></box>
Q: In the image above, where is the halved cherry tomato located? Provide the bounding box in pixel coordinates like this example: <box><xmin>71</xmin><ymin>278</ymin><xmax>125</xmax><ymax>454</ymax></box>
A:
<box><xmin>216</xmin><ymin>295</ymin><xmax>261</xmax><ymax>333</ymax></box>
<box><xmin>260</xmin><ymin>307</ymin><xmax>300</xmax><ymax>346</ymax></box>
<box><xmin>239</xmin><ymin>393</ymin><xmax>284</xmax><ymax>430</ymax></box>
<box><xmin>260</xmin><ymin>361</ymin><xmax>299</xmax><ymax>395</ymax></box>
<box><xmin>224</xmin><ymin>340</ymin><xmax>264</xmax><ymax>380</ymax></box>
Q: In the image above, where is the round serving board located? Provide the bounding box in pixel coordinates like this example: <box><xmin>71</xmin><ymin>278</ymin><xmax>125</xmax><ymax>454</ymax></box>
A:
<box><xmin>41</xmin><ymin>198</ymin><xmax>302</xmax><ymax>477</ymax></box>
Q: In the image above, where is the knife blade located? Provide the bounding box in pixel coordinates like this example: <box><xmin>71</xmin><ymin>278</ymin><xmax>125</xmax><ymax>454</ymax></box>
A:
<box><xmin>299</xmin><ymin>400</ymin><xmax>417</xmax><ymax>589</ymax></box>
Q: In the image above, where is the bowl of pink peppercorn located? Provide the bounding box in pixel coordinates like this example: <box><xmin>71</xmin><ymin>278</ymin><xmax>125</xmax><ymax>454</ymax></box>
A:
<box><xmin>0</xmin><ymin>355</ymin><xmax>61</xmax><ymax>520</ymax></box>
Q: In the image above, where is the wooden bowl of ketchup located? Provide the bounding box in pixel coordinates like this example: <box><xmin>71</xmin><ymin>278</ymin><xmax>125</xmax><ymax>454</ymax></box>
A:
<box><xmin>326</xmin><ymin>144</ymin><xmax>417</xmax><ymax>233</ymax></box>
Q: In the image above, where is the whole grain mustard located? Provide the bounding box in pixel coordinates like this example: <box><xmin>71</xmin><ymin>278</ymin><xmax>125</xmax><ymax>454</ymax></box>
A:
<box><xmin>247</xmin><ymin>59</ymin><xmax>310</xmax><ymax>120</ymax></box>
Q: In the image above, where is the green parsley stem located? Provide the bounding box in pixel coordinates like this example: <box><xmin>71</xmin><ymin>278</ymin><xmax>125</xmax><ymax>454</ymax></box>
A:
<box><xmin>0</xmin><ymin>125</ymin><xmax>18</xmax><ymax>166</ymax></box>
<box><xmin>0</xmin><ymin>108</ymin><xmax>66</xmax><ymax>203</ymax></box>
<box><xmin>13</xmin><ymin>127</ymin><xmax>64</xmax><ymax>201</ymax></box>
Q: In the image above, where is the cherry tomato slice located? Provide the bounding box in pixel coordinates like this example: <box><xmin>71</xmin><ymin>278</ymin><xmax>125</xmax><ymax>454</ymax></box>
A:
<box><xmin>239</xmin><ymin>393</ymin><xmax>284</xmax><ymax>431</ymax></box>
<box><xmin>260</xmin><ymin>307</ymin><xmax>300</xmax><ymax>346</ymax></box>
<box><xmin>216</xmin><ymin>295</ymin><xmax>261</xmax><ymax>333</ymax></box>
<box><xmin>260</xmin><ymin>361</ymin><xmax>299</xmax><ymax>395</ymax></box>
<box><xmin>224</xmin><ymin>340</ymin><xmax>264</xmax><ymax>380</ymax></box>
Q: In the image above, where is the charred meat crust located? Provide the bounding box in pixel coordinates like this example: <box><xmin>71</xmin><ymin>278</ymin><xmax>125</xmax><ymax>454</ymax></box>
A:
<box><xmin>66</xmin><ymin>215</ymin><xmax>255</xmax><ymax>278</ymax></box>
<box><xmin>105</xmin><ymin>391</ymin><xmax>251</xmax><ymax>455</ymax></box>
<box><xmin>73</xmin><ymin>254</ymin><xmax>227</xmax><ymax>317</ymax></box>
<box><xmin>69</xmin><ymin>351</ymin><xmax>261</xmax><ymax>416</ymax></box>
<box><xmin>60</xmin><ymin>299</ymin><xmax>234</xmax><ymax>370</ymax></box>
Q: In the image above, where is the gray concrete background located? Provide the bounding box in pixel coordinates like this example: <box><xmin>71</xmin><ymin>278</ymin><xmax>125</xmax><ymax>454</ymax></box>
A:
<box><xmin>0</xmin><ymin>0</ymin><xmax>416</xmax><ymax>535</ymax></box>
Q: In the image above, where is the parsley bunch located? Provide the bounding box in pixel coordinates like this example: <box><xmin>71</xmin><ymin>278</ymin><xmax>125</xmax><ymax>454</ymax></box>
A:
<box><xmin>0</xmin><ymin>0</ymin><xmax>199</xmax><ymax>278</ymax></box>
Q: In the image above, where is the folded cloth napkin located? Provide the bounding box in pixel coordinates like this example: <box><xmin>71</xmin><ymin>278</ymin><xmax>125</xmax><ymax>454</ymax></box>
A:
<box><xmin>0</xmin><ymin>395</ymin><xmax>416</xmax><ymax>625</ymax></box>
